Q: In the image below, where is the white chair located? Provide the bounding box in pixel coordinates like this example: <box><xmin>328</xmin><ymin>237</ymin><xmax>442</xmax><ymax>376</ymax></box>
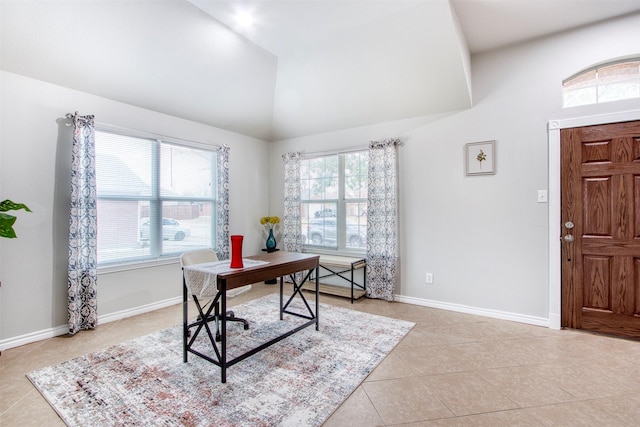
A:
<box><xmin>181</xmin><ymin>249</ymin><xmax>251</xmax><ymax>350</ymax></box>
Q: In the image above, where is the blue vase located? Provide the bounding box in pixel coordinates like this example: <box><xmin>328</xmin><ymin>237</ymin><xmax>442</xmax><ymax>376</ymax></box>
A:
<box><xmin>266</xmin><ymin>228</ymin><xmax>277</xmax><ymax>252</ymax></box>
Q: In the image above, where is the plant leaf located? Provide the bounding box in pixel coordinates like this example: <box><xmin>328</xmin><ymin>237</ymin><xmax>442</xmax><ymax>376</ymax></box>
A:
<box><xmin>0</xmin><ymin>199</ymin><xmax>32</xmax><ymax>213</ymax></box>
<box><xmin>0</xmin><ymin>212</ymin><xmax>18</xmax><ymax>238</ymax></box>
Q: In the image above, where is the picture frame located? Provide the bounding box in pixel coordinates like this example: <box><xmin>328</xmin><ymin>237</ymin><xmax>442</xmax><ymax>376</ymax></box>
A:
<box><xmin>465</xmin><ymin>140</ymin><xmax>496</xmax><ymax>176</ymax></box>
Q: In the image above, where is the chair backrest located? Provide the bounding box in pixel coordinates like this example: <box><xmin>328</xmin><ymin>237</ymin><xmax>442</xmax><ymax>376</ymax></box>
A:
<box><xmin>181</xmin><ymin>248</ymin><xmax>252</xmax><ymax>298</ymax></box>
<box><xmin>180</xmin><ymin>248</ymin><xmax>218</xmax><ymax>267</ymax></box>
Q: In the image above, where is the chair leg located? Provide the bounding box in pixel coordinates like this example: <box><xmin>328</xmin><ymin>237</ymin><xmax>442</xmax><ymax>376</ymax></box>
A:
<box><xmin>210</xmin><ymin>299</ymin><xmax>250</xmax><ymax>341</ymax></box>
<box><xmin>189</xmin><ymin>297</ymin><xmax>250</xmax><ymax>342</ymax></box>
<box><xmin>227</xmin><ymin>314</ymin><xmax>250</xmax><ymax>330</ymax></box>
<box><xmin>214</xmin><ymin>312</ymin><xmax>249</xmax><ymax>341</ymax></box>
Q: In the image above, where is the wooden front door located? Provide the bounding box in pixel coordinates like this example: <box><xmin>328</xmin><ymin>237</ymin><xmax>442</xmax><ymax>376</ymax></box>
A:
<box><xmin>561</xmin><ymin>120</ymin><xmax>640</xmax><ymax>338</ymax></box>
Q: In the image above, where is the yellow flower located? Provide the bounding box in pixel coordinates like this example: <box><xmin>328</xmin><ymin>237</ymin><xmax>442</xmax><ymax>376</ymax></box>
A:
<box><xmin>260</xmin><ymin>216</ymin><xmax>280</xmax><ymax>226</ymax></box>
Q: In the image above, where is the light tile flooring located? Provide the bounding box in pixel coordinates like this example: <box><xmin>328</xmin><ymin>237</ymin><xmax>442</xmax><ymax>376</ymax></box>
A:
<box><xmin>2</xmin><ymin>284</ymin><xmax>640</xmax><ymax>426</ymax></box>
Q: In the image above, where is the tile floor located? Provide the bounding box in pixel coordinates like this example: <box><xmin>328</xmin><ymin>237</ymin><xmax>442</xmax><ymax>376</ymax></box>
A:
<box><xmin>2</xmin><ymin>284</ymin><xmax>640</xmax><ymax>426</ymax></box>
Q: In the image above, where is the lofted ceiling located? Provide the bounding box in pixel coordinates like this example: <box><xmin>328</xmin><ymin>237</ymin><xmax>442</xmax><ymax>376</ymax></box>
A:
<box><xmin>2</xmin><ymin>0</ymin><xmax>639</xmax><ymax>141</ymax></box>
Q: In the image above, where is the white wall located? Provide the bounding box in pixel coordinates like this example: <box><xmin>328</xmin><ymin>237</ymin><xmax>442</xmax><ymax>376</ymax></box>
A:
<box><xmin>0</xmin><ymin>72</ymin><xmax>270</xmax><ymax>347</ymax></box>
<box><xmin>269</xmin><ymin>13</ymin><xmax>640</xmax><ymax>323</ymax></box>
<box><xmin>2</xmin><ymin>11</ymin><xmax>638</xmax><ymax>349</ymax></box>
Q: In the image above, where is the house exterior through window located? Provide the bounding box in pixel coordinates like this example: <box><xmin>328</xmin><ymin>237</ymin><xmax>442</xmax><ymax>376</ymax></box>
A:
<box><xmin>563</xmin><ymin>58</ymin><xmax>640</xmax><ymax>107</ymax></box>
<box><xmin>95</xmin><ymin>129</ymin><xmax>217</xmax><ymax>266</ymax></box>
<box><xmin>300</xmin><ymin>150</ymin><xmax>368</xmax><ymax>253</ymax></box>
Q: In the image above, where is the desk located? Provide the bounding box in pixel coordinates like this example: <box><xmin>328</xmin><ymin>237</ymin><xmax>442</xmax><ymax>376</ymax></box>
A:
<box><xmin>182</xmin><ymin>251</ymin><xmax>319</xmax><ymax>382</ymax></box>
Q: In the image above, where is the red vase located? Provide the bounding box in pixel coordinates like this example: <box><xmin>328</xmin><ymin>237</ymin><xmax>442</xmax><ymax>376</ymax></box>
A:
<box><xmin>230</xmin><ymin>235</ymin><xmax>244</xmax><ymax>268</ymax></box>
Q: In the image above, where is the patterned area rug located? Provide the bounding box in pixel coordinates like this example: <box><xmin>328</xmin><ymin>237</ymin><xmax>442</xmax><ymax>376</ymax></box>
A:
<box><xmin>28</xmin><ymin>294</ymin><xmax>414</xmax><ymax>426</ymax></box>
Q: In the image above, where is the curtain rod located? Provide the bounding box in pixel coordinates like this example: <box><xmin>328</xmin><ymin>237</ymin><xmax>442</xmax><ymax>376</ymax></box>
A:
<box><xmin>72</xmin><ymin>118</ymin><xmax>223</xmax><ymax>151</ymax></box>
<box><xmin>301</xmin><ymin>138</ymin><xmax>403</xmax><ymax>158</ymax></box>
<box><xmin>302</xmin><ymin>144</ymin><xmax>368</xmax><ymax>158</ymax></box>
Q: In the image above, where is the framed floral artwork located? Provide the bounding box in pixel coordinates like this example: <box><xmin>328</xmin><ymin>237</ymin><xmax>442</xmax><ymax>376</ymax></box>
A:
<box><xmin>465</xmin><ymin>140</ymin><xmax>495</xmax><ymax>176</ymax></box>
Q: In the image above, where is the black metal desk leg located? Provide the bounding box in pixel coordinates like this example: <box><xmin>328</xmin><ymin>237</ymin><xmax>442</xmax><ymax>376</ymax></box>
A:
<box><xmin>315</xmin><ymin>266</ymin><xmax>319</xmax><ymax>330</ymax></box>
<box><xmin>221</xmin><ymin>280</ymin><xmax>227</xmax><ymax>383</ymax></box>
<box><xmin>351</xmin><ymin>265</ymin><xmax>354</xmax><ymax>304</ymax></box>
<box><xmin>183</xmin><ymin>275</ymin><xmax>188</xmax><ymax>363</ymax></box>
<box><xmin>280</xmin><ymin>276</ymin><xmax>284</xmax><ymax>320</ymax></box>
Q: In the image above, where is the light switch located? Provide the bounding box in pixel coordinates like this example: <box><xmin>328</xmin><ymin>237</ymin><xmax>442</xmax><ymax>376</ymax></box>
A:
<box><xmin>537</xmin><ymin>190</ymin><xmax>548</xmax><ymax>203</ymax></box>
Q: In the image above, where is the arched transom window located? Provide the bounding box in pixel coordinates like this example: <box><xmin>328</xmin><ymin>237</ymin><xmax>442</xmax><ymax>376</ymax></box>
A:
<box><xmin>563</xmin><ymin>58</ymin><xmax>640</xmax><ymax>108</ymax></box>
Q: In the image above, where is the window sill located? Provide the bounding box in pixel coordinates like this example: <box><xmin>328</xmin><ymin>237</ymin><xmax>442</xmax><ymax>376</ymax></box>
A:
<box><xmin>302</xmin><ymin>247</ymin><xmax>366</xmax><ymax>259</ymax></box>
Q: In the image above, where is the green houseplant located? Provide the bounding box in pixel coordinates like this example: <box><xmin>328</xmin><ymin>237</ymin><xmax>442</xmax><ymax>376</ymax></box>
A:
<box><xmin>0</xmin><ymin>199</ymin><xmax>31</xmax><ymax>238</ymax></box>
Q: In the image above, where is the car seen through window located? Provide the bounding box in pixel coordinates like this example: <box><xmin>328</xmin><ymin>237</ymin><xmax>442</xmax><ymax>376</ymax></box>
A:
<box><xmin>139</xmin><ymin>218</ymin><xmax>190</xmax><ymax>241</ymax></box>
<box><xmin>306</xmin><ymin>218</ymin><xmax>365</xmax><ymax>248</ymax></box>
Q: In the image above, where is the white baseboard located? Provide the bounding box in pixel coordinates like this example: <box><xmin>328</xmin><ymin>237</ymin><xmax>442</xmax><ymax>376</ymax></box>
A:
<box><xmin>548</xmin><ymin>313</ymin><xmax>562</xmax><ymax>330</ymax></box>
<box><xmin>394</xmin><ymin>294</ymin><xmax>550</xmax><ymax>328</ymax></box>
<box><xmin>2</xmin><ymin>293</ymin><xmax>550</xmax><ymax>352</ymax></box>
<box><xmin>0</xmin><ymin>296</ymin><xmax>182</xmax><ymax>352</ymax></box>
<box><xmin>98</xmin><ymin>296</ymin><xmax>182</xmax><ymax>324</ymax></box>
<box><xmin>0</xmin><ymin>325</ymin><xmax>71</xmax><ymax>352</ymax></box>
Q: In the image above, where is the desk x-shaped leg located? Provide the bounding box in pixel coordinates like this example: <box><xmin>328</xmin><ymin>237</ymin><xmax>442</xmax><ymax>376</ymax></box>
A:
<box><xmin>183</xmin><ymin>279</ymin><xmax>223</xmax><ymax>365</ymax></box>
<box><xmin>279</xmin><ymin>267</ymin><xmax>319</xmax><ymax>329</ymax></box>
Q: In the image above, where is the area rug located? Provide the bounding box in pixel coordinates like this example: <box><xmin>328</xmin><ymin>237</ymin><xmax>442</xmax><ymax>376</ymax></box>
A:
<box><xmin>27</xmin><ymin>294</ymin><xmax>414</xmax><ymax>426</ymax></box>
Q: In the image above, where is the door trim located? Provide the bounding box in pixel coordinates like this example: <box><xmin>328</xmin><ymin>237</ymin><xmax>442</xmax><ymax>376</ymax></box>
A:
<box><xmin>547</xmin><ymin>109</ymin><xmax>640</xmax><ymax>330</ymax></box>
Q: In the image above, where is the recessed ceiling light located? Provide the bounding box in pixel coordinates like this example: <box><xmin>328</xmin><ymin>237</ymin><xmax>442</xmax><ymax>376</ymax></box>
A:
<box><xmin>234</xmin><ymin>11</ymin><xmax>254</xmax><ymax>27</ymax></box>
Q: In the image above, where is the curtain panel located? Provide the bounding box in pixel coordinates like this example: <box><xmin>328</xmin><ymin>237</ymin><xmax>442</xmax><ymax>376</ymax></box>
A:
<box><xmin>216</xmin><ymin>145</ymin><xmax>230</xmax><ymax>260</ymax></box>
<box><xmin>67</xmin><ymin>112</ymin><xmax>98</xmax><ymax>334</ymax></box>
<box><xmin>282</xmin><ymin>152</ymin><xmax>303</xmax><ymax>252</ymax></box>
<box><xmin>366</xmin><ymin>138</ymin><xmax>400</xmax><ymax>301</ymax></box>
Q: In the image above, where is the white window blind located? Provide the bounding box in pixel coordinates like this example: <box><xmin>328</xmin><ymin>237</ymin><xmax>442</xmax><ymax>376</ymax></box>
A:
<box><xmin>95</xmin><ymin>129</ymin><xmax>217</xmax><ymax>266</ymax></box>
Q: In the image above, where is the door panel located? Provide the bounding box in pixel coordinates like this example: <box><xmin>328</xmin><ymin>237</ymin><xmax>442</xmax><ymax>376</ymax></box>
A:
<box><xmin>561</xmin><ymin>120</ymin><xmax>640</xmax><ymax>338</ymax></box>
<box><xmin>582</xmin><ymin>255</ymin><xmax>611</xmax><ymax>311</ymax></box>
<box><xmin>636</xmin><ymin>176</ymin><xmax>640</xmax><ymax>237</ymax></box>
<box><xmin>583</xmin><ymin>178</ymin><xmax>610</xmax><ymax>235</ymax></box>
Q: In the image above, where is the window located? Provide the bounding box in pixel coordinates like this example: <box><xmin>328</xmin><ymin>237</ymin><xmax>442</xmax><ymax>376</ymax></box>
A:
<box><xmin>563</xmin><ymin>59</ymin><xmax>640</xmax><ymax>107</ymax></box>
<box><xmin>95</xmin><ymin>129</ymin><xmax>217</xmax><ymax>266</ymax></box>
<box><xmin>301</xmin><ymin>151</ymin><xmax>368</xmax><ymax>252</ymax></box>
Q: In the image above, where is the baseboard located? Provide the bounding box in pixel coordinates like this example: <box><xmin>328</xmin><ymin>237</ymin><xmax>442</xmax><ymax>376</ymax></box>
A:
<box><xmin>0</xmin><ymin>325</ymin><xmax>71</xmax><ymax>353</ymax></box>
<box><xmin>98</xmin><ymin>296</ymin><xmax>182</xmax><ymax>324</ymax></box>
<box><xmin>393</xmin><ymin>294</ymin><xmax>550</xmax><ymax>328</ymax></box>
<box><xmin>2</xmin><ymin>293</ymin><xmax>550</xmax><ymax>352</ymax></box>
<box><xmin>548</xmin><ymin>312</ymin><xmax>561</xmax><ymax>330</ymax></box>
<box><xmin>0</xmin><ymin>296</ymin><xmax>182</xmax><ymax>352</ymax></box>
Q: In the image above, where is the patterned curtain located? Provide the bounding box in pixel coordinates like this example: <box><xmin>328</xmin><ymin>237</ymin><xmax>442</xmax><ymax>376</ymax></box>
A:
<box><xmin>216</xmin><ymin>145</ymin><xmax>230</xmax><ymax>260</ymax></box>
<box><xmin>67</xmin><ymin>112</ymin><xmax>98</xmax><ymax>334</ymax></box>
<box><xmin>366</xmin><ymin>138</ymin><xmax>400</xmax><ymax>301</ymax></box>
<box><xmin>282</xmin><ymin>152</ymin><xmax>303</xmax><ymax>252</ymax></box>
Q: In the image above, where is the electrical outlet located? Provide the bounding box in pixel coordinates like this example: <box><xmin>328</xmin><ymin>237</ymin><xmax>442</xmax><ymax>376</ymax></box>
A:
<box><xmin>425</xmin><ymin>273</ymin><xmax>433</xmax><ymax>284</ymax></box>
